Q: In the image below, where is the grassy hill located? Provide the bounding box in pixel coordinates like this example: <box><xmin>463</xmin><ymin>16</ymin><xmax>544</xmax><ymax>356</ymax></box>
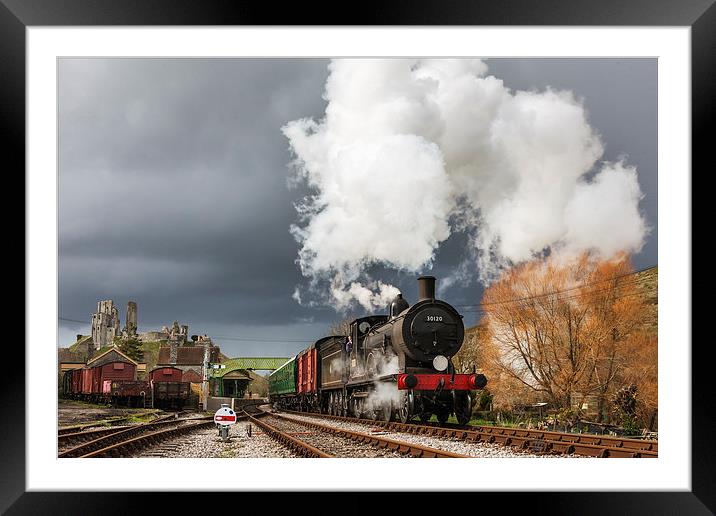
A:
<box><xmin>66</xmin><ymin>335</ymin><xmax>165</xmax><ymax>368</ymax></box>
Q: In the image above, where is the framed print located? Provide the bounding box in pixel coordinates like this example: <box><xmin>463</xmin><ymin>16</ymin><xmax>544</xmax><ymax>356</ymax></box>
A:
<box><xmin>6</xmin><ymin>0</ymin><xmax>709</xmax><ymax>513</ymax></box>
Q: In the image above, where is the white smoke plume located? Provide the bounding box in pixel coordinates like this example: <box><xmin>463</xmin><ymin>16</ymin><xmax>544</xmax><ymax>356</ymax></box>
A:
<box><xmin>283</xmin><ymin>59</ymin><xmax>648</xmax><ymax>309</ymax></box>
<box><xmin>331</xmin><ymin>280</ymin><xmax>400</xmax><ymax>312</ymax></box>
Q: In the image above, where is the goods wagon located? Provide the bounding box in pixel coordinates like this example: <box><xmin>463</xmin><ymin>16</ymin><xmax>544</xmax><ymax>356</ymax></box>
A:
<box><xmin>61</xmin><ymin>370</ymin><xmax>74</xmax><ymax>396</ymax></box>
<box><xmin>150</xmin><ymin>366</ymin><xmax>184</xmax><ymax>383</ymax></box>
<box><xmin>104</xmin><ymin>380</ymin><xmax>148</xmax><ymax>399</ymax></box>
<box><xmin>61</xmin><ymin>348</ymin><xmax>194</xmax><ymax>408</ymax></box>
<box><xmin>149</xmin><ymin>366</ymin><xmax>190</xmax><ymax>409</ymax></box>
<box><xmin>80</xmin><ymin>367</ymin><xmax>94</xmax><ymax>395</ymax></box>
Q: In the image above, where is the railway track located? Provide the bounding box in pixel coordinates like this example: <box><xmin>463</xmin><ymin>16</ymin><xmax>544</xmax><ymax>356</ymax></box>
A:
<box><xmin>243</xmin><ymin>408</ymin><xmax>466</xmax><ymax>458</ymax></box>
<box><xmin>58</xmin><ymin>413</ymin><xmax>214</xmax><ymax>458</ymax></box>
<box><xmin>58</xmin><ymin>412</ymin><xmax>196</xmax><ymax>450</ymax></box>
<box><xmin>280</xmin><ymin>410</ymin><xmax>658</xmax><ymax>458</ymax></box>
<box><xmin>57</xmin><ymin>410</ymin><xmax>163</xmax><ymax>435</ymax></box>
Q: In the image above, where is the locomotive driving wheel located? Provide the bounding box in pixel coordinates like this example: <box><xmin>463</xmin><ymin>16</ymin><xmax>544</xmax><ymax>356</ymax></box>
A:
<box><xmin>379</xmin><ymin>399</ymin><xmax>393</xmax><ymax>422</ymax></box>
<box><xmin>328</xmin><ymin>392</ymin><xmax>335</xmax><ymax>415</ymax></box>
<box><xmin>454</xmin><ymin>392</ymin><xmax>472</xmax><ymax>426</ymax></box>
<box><xmin>436</xmin><ymin>407</ymin><xmax>450</xmax><ymax>425</ymax></box>
<box><xmin>398</xmin><ymin>390</ymin><xmax>414</xmax><ymax>424</ymax></box>
<box><xmin>338</xmin><ymin>392</ymin><xmax>346</xmax><ymax>417</ymax></box>
<box><xmin>419</xmin><ymin>412</ymin><xmax>433</xmax><ymax>423</ymax></box>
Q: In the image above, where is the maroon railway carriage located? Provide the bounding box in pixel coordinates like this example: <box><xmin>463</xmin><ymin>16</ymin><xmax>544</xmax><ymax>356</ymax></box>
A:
<box><xmin>149</xmin><ymin>366</ymin><xmax>190</xmax><ymax>409</ymax></box>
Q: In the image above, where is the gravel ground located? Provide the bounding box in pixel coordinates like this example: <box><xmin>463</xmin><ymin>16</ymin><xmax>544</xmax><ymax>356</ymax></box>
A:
<box><xmin>277</xmin><ymin>412</ymin><xmax>587</xmax><ymax>458</ymax></box>
<box><xmin>260</xmin><ymin>415</ymin><xmax>409</xmax><ymax>458</ymax></box>
<box><xmin>135</xmin><ymin>421</ymin><xmax>300</xmax><ymax>458</ymax></box>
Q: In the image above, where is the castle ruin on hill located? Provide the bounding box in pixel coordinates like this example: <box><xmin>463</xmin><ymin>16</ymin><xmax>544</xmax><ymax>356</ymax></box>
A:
<box><xmin>90</xmin><ymin>299</ymin><xmax>148</xmax><ymax>349</ymax></box>
<box><xmin>90</xmin><ymin>300</ymin><xmax>121</xmax><ymax>349</ymax></box>
<box><xmin>90</xmin><ymin>299</ymin><xmax>198</xmax><ymax>350</ymax></box>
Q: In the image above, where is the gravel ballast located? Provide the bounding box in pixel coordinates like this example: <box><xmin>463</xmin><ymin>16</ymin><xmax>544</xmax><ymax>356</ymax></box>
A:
<box><xmin>135</xmin><ymin>420</ymin><xmax>300</xmax><ymax>458</ymax></box>
<box><xmin>277</xmin><ymin>412</ymin><xmax>587</xmax><ymax>458</ymax></box>
<box><xmin>259</xmin><ymin>415</ymin><xmax>410</xmax><ymax>458</ymax></box>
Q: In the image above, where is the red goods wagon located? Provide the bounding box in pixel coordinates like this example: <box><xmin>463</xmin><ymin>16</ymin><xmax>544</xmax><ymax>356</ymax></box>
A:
<box><xmin>149</xmin><ymin>366</ymin><xmax>183</xmax><ymax>383</ymax></box>
<box><xmin>82</xmin><ymin>361</ymin><xmax>136</xmax><ymax>396</ymax></box>
<box><xmin>81</xmin><ymin>367</ymin><xmax>93</xmax><ymax>394</ymax></box>
<box><xmin>71</xmin><ymin>368</ymin><xmax>82</xmax><ymax>395</ymax></box>
<box><xmin>104</xmin><ymin>380</ymin><xmax>149</xmax><ymax>398</ymax></box>
<box><xmin>92</xmin><ymin>366</ymin><xmax>102</xmax><ymax>394</ymax></box>
<box><xmin>149</xmin><ymin>366</ymin><xmax>190</xmax><ymax>408</ymax></box>
<box><xmin>297</xmin><ymin>347</ymin><xmax>318</xmax><ymax>395</ymax></box>
<box><xmin>98</xmin><ymin>361</ymin><xmax>136</xmax><ymax>384</ymax></box>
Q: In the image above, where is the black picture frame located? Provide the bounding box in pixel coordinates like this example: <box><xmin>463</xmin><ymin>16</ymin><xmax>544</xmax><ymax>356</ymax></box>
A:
<box><xmin>6</xmin><ymin>0</ymin><xmax>708</xmax><ymax>513</ymax></box>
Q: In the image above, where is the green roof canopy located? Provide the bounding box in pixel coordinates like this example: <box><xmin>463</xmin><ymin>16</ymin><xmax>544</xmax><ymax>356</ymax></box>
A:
<box><xmin>210</xmin><ymin>357</ymin><xmax>289</xmax><ymax>377</ymax></box>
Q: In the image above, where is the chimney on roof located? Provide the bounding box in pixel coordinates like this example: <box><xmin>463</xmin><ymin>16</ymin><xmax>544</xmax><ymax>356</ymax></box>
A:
<box><xmin>169</xmin><ymin>339</ymin><xmax>178</xmax><ymax>365</ymax></box>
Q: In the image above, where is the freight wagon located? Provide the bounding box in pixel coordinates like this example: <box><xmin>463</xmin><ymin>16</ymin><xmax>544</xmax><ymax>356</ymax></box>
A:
<box><xmin>149</xmin><ymin>366</ymin><xmax>190</xmax><ymax>409</ymax></box>
<box><xmin>61</xmin><ymin>348</ymin><xmax>149</xmax><ymax>407</ymax></box>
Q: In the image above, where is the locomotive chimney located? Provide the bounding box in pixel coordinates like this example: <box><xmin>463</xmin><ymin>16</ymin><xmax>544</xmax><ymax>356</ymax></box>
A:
<box><xmin>417</xmin><ymin>276</ymin><xmax>436</xmax><ymax>301</ymax></box>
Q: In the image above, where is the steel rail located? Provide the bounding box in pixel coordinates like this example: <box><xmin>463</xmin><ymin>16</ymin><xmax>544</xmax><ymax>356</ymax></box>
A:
<box><xmin>270</xmin><ymin>412</ymin><xmax>467</xmax><ymax>458</ymax></box>
<box><xmin>57</xmin><ymin>410</ymin><xmax>162</xmax><ymax>435</ymax></box>
<box><xmin>242</xmin><ymin>410</ymin><xmax>333</xmax><ymax>458</ymax></box>
<box><xmin>281</xmin><ymin>410</ymin><xmax>657</xmax><ymax>458</ymax></box>
<box><xmin>81</xmin><ymin>420</ymin><xmax>216</xmax><ymax>458</ymax></box>
<box><xmin>59</xmin><ymin>415</ymin><xmax>213</xmax><ymax>458</ymax></box>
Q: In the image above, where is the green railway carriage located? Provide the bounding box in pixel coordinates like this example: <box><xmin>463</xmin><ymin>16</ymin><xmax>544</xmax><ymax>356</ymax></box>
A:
<box><xmin>268</xmin><ymin>356</ymin><xmax>297</xmax><ymax>398</ymax></box>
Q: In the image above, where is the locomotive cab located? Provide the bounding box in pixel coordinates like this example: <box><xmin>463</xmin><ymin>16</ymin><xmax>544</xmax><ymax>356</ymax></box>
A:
<box><xmin>348</xmin><ymin>315</ymin><xmax>389</xmax><ymax>381</ymax></box>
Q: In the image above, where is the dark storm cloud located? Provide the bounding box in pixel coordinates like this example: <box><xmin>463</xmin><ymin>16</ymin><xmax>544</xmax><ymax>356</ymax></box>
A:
<box><xmin>59</xmin><ymin>58</ymin><xmax>332</xmax><ymax>340</ymax></box>
<box><xmin>58</xmin><ymin>58</ymin><xmax>657</xmax><ymax>356</ymax></box>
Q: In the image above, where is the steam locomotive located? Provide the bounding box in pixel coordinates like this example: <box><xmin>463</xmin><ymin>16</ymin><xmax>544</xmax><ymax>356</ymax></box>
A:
<box><xmin>269</xmin><ymin>276</ymin><xmax>487</xmax><ymax>425</ymax></box>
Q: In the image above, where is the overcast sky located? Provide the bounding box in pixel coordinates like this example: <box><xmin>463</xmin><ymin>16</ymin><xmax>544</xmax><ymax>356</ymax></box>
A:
<box><xmin>58</xmin><ymin>58</ymin><xmax>657</xmax><ymax>358</ymax></box>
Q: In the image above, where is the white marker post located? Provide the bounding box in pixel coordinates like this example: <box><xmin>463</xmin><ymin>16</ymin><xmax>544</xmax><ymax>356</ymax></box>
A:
<box><xmin>214</xmin><ymin>403</ymin><xmax>237</xmax><ymax>441</ymax></box>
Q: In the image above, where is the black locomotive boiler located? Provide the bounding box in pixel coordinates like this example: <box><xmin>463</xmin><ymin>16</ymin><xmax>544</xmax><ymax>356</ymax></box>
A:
<box><xmin>344</xmin><ymin>275</ymin><xmax>487</xmax><ymax>424</ymax></box>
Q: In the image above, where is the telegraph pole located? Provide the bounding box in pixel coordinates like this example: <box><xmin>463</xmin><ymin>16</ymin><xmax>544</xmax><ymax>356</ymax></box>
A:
<box><xmin>201</xmin><ymin>340</ymin><xmax>210</xmax><ymax>411</ymax></box>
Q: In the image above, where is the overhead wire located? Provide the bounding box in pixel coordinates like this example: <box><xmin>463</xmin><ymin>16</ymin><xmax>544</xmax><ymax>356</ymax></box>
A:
<box><xmin>59</xmin><ymin>266</ymin><xmax>655</xmax><ymax>339</ymax></box>
<box><xmin>455</xmin><ymin>265</ymin><xmax>655</xmax><ymax>311</ymax></box>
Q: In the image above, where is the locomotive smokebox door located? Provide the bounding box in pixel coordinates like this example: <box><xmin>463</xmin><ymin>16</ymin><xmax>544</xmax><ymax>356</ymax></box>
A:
<box><xmin>214</xmin><ymin>403</ymin><xmax>237</xmax><ymax>440</ymax></box>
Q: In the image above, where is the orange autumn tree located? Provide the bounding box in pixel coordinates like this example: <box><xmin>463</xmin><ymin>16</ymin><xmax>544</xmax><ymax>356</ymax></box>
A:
<box><xmin>453</xmin><ymin>322</ymin><xmax>539</xmax><ymax>411</ymax></box>
<box><xmin>480</xmin><ymin>253</ymin><xmax>655</xmax><ymax>425</ymax></box>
